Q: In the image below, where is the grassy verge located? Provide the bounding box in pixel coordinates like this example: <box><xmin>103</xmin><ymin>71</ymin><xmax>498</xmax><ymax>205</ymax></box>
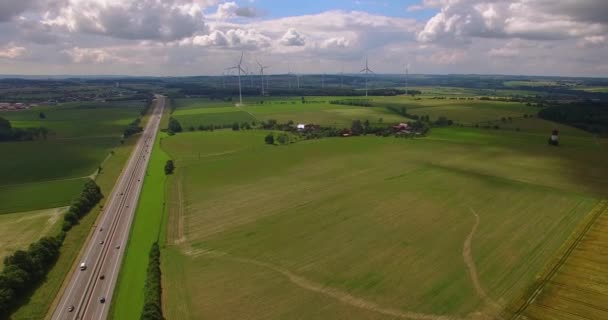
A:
<box><xmin>110</xmin><ymin>117</ymin><xmax>170</xmax><ymax>319</ymax></box>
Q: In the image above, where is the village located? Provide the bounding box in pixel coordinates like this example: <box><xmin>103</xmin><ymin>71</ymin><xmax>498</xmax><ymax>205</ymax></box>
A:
<box><xmin>0</xmin><ymin>102</ymin><xmax>37</xmax><ymax>111</ymax></box>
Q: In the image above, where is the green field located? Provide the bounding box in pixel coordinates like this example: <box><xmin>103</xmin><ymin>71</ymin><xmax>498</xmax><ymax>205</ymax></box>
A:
<box><xmin>158</xmin><ymin>118</ymin><xmax>607</xmax><ymax>319</ymax></box>
<box><xmin>171</xmin><ymin>96</ymin><xmax>540</xmax><ymax>130</ymax></box>
<box><xmin>172</xmin><ymin>97</ymin><xmax>409</xmax><ymax>128</ymax></box>
<box><xmin>0</xmin><ymin>207</ymin><xmax>66</xmax><ymax>263</ymax></box>
<box><xmin>0</xmin><ymin>101</ymin><xmax>144</xmax><ymax>213</ymax></box>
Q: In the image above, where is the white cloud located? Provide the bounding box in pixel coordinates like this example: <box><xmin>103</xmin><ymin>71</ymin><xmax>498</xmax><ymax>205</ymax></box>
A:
<box><xmin>321</xmin><ymin>37</ymin><xmax>350</xmax><ymax>49</ymax></box>
<box><xmin>417</xmin><ymin>0</ymin><xmax>608</xmax><ymax>44</ymax></box>
<box><xmin>280</xmin><ymin>28</ymin><xmax>306</xmax><ymax>46</ymax></box>
<box><xmin>216</xmin><ymin>1</ymin><xmax>258</xmax><ymax>19</ymax></box>
<box><xmin>64</xmin><ymin>47</ymin><xmax>127</xmax><ymax>64</ymax></box>
<box><xmin>0</xmin><ymin>44</ymin><xmax>27</xmax><ymax>59</ymax></box>
<box><xmin>183</xmin><ymin>28</ymin><xmax>270</xmax><ymax>49</ymax></box>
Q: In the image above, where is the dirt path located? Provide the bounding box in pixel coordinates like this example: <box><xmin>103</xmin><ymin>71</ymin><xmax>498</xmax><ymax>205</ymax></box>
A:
<box><xmin>189</xmin><ymin>248</ymin><xmax>459</xmax><ymax>320</ymax></box>
<box><xmin>464</xmin><ymin>208</ymin><xmax>503</xmax><ymax>318</ymax></box>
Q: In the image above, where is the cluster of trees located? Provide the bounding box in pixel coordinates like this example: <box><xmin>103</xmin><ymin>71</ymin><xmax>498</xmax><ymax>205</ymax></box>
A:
<box><xmin>62</xmin><ymin>180</ymin><xmax>104</xmax><ymax>232</ymax></box>
<box><xmin>167</xmin><ymin>117</ymin><xmax>182</xmax><ymax>134</ymax></box>
<box><xmin>329</xmin><ymin>99</ymin><xmax>372</xmax><ymax>107</ymax></box>
<box><xmin>164</xmin><ymin>160</ymin><xmax>174</xmax><ymax>175</ymax></box>
<box><xmin>264</xmin><ymin>132</ymin><xmax>291</xmax><ymax>145</ymax></box>
<box><xmin>538</xmin><ymin>102</ymin><xmax>608</xmax><ymax>135</ymax></box>
<box><xmin>0</xmin><ymin>236</ymin><xmax>63</xmax><ymax>317</ymax></box>
<box><xmin>0</xmin><ymin>116</ymin><xmax>50</xmax><ymax>142</ymax></box>
<box><xmin>140</xmin><ymin>243</ymin><xmax>165</xmax><ymax>320</ymax></box>
<box><xmin>0</xmin><ymin>179</ymin><xmax>102</xmax><ymax>317</ymax></box>
<box><xmin>123</xmin><ymin>118</ymin><xmax>143</xmax><ymax>138</ymax></box>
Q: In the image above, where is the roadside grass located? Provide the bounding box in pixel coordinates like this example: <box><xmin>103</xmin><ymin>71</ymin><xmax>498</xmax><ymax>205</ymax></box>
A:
<box><xmin>110</xmin><ymin>122</ymin><xmax>170</xmax><ymax>319</ymax></box>
<box><xmin>160</xmin><ymin>127</ymin><xmax>607</xmax><ymax>319</ymax></box>
<box><xmin>8</xmin><ymin>130</ymin><xmax>142</xmax><ymax>319</ymax></box>
<box><xmin>0</xmin><ymin>207</ymin><xmax>67</xmax><ymax>263</ymax></box>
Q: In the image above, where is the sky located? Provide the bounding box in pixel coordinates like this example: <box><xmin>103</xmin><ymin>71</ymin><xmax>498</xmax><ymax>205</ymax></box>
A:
<box><xmin>0</xmin><ymin>0</ymin><xmax>607</xmax><ymax>77</ymax></box>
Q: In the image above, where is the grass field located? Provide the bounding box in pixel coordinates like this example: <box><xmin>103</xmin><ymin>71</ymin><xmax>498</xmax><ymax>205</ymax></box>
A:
<box><xmin>0</xmin><ymin>101</ymin><xmax>144</xmax><ymax>214</ymax></box>
<box><xmin>172</xmin><ymin>96</ymin><xmax>539</xmax><ymax>130</ymax></box>
<box><xmin>111</xmin><ymin>132</ymin><xmax>171</xmax><ymax>318</ymax></box>
<box><xmin>172</xmin><ymin>97</ymin><xmax>409</xmax><ymax>128</ymax></box>
<box><xmin>0</xmin><ymin>207</ymin><xmax>66</xmax><ymax>262</ymax></box>
<box><xmin>158</xmin><ymin>120</ymin><xmax>607</xmax><ymax>319</ymax></box>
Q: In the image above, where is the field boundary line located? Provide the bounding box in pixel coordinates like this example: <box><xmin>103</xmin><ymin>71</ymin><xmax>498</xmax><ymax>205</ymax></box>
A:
<box><xmin>191</xmin><ymin>248</ymin><xmax>459</xmax><ymax>320</ymax></box>
<box><xmin>508</xmin><ymin>199</ymin><xmax>608</xmax><ymax>320</ymax></box>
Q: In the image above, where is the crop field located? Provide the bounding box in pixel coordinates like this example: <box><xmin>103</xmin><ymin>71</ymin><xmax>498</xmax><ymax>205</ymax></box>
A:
<box><xmin>172</xmin><ymin>95</ymin><xmax>540</xmax><ymax>130</ymax></box>
<box><xmin>519</xmin><ymin>201</ymin><xmax>608</xmax><ymax>320</ymax></box>
<box><xmin>0</xmin><ymin>207</ymin><xmax>66</xmax><ymax>263</ymax></box>
<box><xmin>159</xmin><ymin>114</ymin><xmax>607</xmax><ymax>320</ymax></box>
<box><xmin>0</xmin><ymin>100</ymin><xmax>144</xmax><ymax>214</ymax></box>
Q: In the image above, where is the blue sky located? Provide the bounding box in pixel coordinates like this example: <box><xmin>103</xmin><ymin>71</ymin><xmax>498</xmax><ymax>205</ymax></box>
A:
<box><xmin>235</xmin><ymin>0</ymin><xmax>438</xmax><ymax>19</ymax></box>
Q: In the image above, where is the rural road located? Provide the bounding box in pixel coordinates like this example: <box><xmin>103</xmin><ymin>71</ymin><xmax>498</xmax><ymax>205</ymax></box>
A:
<box><xmin>49</xmin><ymin>95</ymin><xmax>165</xmax><ymax>320</ymax></box>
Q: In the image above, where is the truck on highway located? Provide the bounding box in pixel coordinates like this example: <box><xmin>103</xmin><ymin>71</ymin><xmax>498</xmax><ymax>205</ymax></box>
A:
<box><xmin>80</xmin><ymin>262</ymin><xmax>86</xmax><ymax>271</ymax></box>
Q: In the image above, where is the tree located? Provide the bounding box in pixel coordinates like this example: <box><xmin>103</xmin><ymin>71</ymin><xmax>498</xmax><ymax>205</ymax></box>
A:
<box><xmin>39</xmin><ymin>112</ymin><xmax>46</xmax><ymax>119</ymax></box>
<box><xmin>231</xmin><ymin>122</ymin><xmax>240</xmax><ymax>131</ymax></box>
<box><xmin>0</xmin><ymin>116</ymin><xmax>12</xmax><ymax>141</ymax></box>
<box><xmin>168</xmin><ymin>117</ymin><xmax>182</xmax><ymax>133</ymax></box>
<box><xmin>164</xmin><ymin>160</ymin><xmax>175</xmax><ymax>175</ymax></box>
<box><xmin>264</xmin><ymin>133</ymin><xmax>274</xmax><ymax>145</ymax></box>
<box><xmin>351</xmin><ymin>120</ymin><xmax>364</xmax><ymax>135</ymax></box>
<box><xmin>363</xmin><ymin>119</ymin><xmax>370</xmax><ymax>133</ymax></box>
<box><xmin>277</xmin><ymin>133</ymin><xmax>290</xmax><ymax>145</ymax></box>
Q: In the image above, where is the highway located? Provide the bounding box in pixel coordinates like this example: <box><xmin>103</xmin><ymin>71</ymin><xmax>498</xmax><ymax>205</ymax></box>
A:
<box><xmin>50</xmin><ymin>95</ymin><xmax>165</xmax><ymax>320</ymax></box>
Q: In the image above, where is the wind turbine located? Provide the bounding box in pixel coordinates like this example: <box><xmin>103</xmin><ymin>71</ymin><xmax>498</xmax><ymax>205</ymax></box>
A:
<box><xmin>360</xmin><ymin>57</ymin><xmax>374</xmax><ymax>97</ymax></box>
<box><xmin>288</xmin><ymin>62</ymin><xmax>300</xmax><ymax>90</ymax></box>
<box><xmin>404</xmin><ymin>63</ymin><xmax>409</xmax><ymax>95</ymax></box>
<box><xmin>257</xmin><ymin>59</ymin><xmax>270</xmax><ymax>96</ymax></box>
<box><xmin>227</xmin><ymin>52</ymin><xmax>247</xmax><ymax>106</ymax></box>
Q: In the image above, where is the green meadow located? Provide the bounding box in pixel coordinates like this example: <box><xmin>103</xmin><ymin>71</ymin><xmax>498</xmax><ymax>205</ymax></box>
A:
<box><xmin>0</xmin><ymin>101</ymin><xmax>144</xmax><ymax>213</ymax></box>
<box><xmin>157</xmin><ymin>93</ymin><xmax>608</xmax><ymax>319</ymax></box>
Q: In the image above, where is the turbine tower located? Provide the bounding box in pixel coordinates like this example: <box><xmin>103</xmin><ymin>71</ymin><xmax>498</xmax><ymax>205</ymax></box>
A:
<box><xmin>360</xmin><ymin>57</ymin><xmax>374</xmax><ymax>97</ymax></box>
<box><xmin>405</xmin><ymin>63</ymin><xmax>409</xmax><ymax>95</ymax></box>
<box><xmin>227</xmin><ymin>52</ymin><xmax>247</xmax><ymax>106</ymax></box>
<box><xmin>257</xmin><ymin>59</ymin><xmax>270</xmax><ymax>96</ymax></box>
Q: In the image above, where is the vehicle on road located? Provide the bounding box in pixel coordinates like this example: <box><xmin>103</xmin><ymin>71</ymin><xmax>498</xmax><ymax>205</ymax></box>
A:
<box><xmin>100</xmin><ymin>297</ymin><xmax>106</xmax><ymax>304</ymax></box>
<box><xmin>100</xmin><ymin>275</ymin><xmax>105</xmax><ymax>280</ymax></box>
<box><xmin>68</xmin><ymin>306</ymin><xmax>74</xmax><ymax>312</ymax></box>
<box><xmin>99</xmin><ymin>240</ymin><xmax>104</xmax><ymax>244</ymax></box>
<box><xmin>79</xmin><ymin>262</ymin><xmax>86</xmax><ymax>271</ymax></box>
<box><xmin>116</xmin><ymin>245</ymin><xmax>120</xmax><ymax>249</ymax></box>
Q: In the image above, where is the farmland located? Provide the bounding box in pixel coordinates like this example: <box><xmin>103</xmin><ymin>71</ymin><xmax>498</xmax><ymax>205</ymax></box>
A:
<box><xmin>171</xmin><ymin>95</ymin><xmax>542</xmax><ymax>130</ymax></box>
<box><xmin>0</xmin><ymin>100</ymin><xmax>145</xmax><ymax>213</ymax></box>
<box><xmin>0</xmin><ymin>207</ymin><xmax>66</xmax><ymax>262</ymax></box>
<box><xmin>159</xmin><ymin>96</ymin><xmax>608</xmax><ymax>320</ymax></box>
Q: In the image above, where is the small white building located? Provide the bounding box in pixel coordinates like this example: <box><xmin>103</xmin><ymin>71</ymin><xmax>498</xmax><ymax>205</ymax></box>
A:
<box><xmin>297</xmin><ymin>124</ymin><xmax>306</xmax><ymax>131</ymax></box>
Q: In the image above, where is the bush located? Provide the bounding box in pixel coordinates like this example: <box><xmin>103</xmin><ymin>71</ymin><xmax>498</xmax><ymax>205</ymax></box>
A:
<box><xmin>264</xmin><ymin>133</ymin><xmax>274</xmax><ymax>145</ymax></box>
<box><xmin>164</xmin><ymin>160</ymin><xmax>175</xmax><ymax>175</ymax></box>
<box><xmin>140</xmin><ymin>243</ymin><xmax>164</xmax><ymax>320</ymax></box>
<box><xmin>168</xmin><ymin>117</ymin><xmax>182</xmax><ymax>133</ymax></box>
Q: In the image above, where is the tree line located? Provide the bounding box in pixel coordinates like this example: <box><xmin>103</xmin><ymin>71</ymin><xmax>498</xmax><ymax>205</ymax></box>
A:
<box><xmin>0</xmin><ymin>179</ymin><xmax>103</xmax><ymax>317</ymax></box>
<box><xmin>140</xmin><ymin>243</ymin><xmax>164</xmax><ymax>320</ymax></box>
<box><xmin>538</xmin><ymin>101</ymin><xmax>608</xmax><ymax>135</ymax></box>
<box><xmin>0</xmin><ymin>116</ymin><xmax>50</xmax><ymax>142</ymax></box>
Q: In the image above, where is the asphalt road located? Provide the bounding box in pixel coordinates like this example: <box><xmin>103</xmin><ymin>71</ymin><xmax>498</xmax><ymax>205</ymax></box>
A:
<box><xmin>50</xmin><ymin>95</ymin><xmax>165</xmax><ymax>320</ymax></box>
